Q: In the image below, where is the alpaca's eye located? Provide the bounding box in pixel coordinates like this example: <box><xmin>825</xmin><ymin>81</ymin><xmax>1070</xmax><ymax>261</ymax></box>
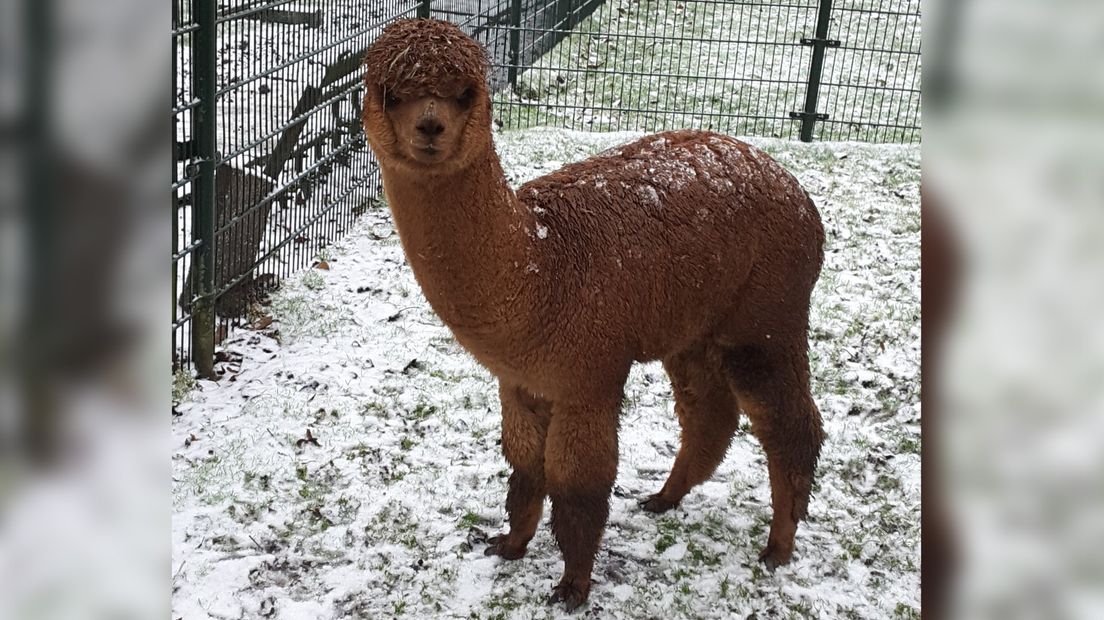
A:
<box><xmin>457</xmin><ymin>88</ymin><xmax>475</xmax><ymax>108</ymax></box>
<box><xmin>383</xmin><ymin>94</ymin><xmax>400</xmax><ymax>108</ymax></box>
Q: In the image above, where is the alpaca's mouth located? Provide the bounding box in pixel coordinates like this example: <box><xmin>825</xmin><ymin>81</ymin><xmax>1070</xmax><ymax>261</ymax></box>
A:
<box><xmin>413</xmin><ymin>145</ymin><xmax>444</xmax><ymax>162</ymax></box>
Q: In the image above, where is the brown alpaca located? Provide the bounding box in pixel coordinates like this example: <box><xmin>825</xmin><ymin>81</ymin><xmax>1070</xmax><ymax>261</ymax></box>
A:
<box><xmin>362</xmin><ymin>19</ymin><xmax>825</xmax><ymax>611</ymax></box>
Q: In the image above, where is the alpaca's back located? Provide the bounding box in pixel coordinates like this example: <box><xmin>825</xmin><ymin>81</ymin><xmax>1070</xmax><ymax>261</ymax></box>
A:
<box><xmin>516</xmin><ymin>130</ymin><xmax>823</xmax><ymax>359</ymax></box>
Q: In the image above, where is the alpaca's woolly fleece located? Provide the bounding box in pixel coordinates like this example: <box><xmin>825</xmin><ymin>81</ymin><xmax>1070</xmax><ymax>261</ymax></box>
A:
<box><xmin>362</xmin><ymin>19</ymin><xmax>488</xmax><ymax>100</ymax></box>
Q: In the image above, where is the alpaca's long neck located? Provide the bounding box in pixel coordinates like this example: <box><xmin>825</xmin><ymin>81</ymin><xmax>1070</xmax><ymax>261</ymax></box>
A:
<box><xmin>380</xmin><ymin>150</ymin><xmax>538</xmax><ymax>344</ymax></box>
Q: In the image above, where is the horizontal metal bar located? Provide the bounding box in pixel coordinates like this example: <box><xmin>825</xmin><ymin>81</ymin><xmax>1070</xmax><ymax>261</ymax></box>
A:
<box><xmin>818</xmin><ymin>119</ymin><xmax>920</xmax><ymax>130</ymax></box>
<box><xmin>216</xmin><ymin>78</ymin><xmax>362</xmax><ymax>169</ymax></box>
<box><xmin>818</xmin><ymin>82</ymin><xmax>920</xmax><ymax>94</ymax></box>
<box><xmin>500</xmin><ymin>101</ymin><xmax>796</xmax><ymax>122</ymax></box>
<box><xmin>172</xmin><ymin>175</ymin><xmax>197</xmax><ymax>192</ymax></box>
<box><xmin>428</xmin><ymin>7</ymin><xmax>478</xmax><ymax>18</ymax></box>
<box><xmin>216</xmin><ymin>0</ymin><xmax>300</xmax><ymax>25</ymax></box>
<box><xmin>442</xmin><ymin>0</ymin><xmax>819</xmax><ymax>16</ymax></box>
<box><xmin>829</xmin><ymin>7</ymin><xmax>920</xmax><ymax>17</ymax></box>
<box><xmin>800</xmin><ymin>37</ymin><xmax>840</xmax><ymax>47</ymax></box>
<box><xmin>172</xmin><ymin>239</ymin><xmax>203</xmax><ymax>262</ymax></box>
<box><xmin>172</xmin><ymin>23</ymin><xmax>200</xmax><ymax>36</ymax></box>
<box><xmin>172</xmin><ymin>99</ymin><xmax>201</xmax><ymax>115</ymax></box>
<box><xmin>503</xmin><ymin>64</ymin><xmax>808</xmax><ymax>85</ymax></box>
<box><xmin>834</xmin><ymin>44</ymin><xmax>921</xmax><ymax>55</ymax></box>
<box><xmin>499</xmin><ymin>24</ymin><xmax>808</xmax><ymax>48</ymax></box>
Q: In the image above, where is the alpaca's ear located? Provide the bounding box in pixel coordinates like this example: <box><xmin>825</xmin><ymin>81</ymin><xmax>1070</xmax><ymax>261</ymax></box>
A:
<box><xmin>362</xmin><ymin>82</ymin><xmax>389</xmax><ymax>110</ymax></box>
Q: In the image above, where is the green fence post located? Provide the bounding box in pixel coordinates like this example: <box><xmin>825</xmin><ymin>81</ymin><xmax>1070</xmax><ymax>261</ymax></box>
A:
<box><xmin>793</xmin><ymin>0</ymin><xmax>839</xmax><ymax>142</ymax></box>
<box><xmin>507</xmin><ymin>0</ymin><xmax>522</xmax><ymax>89</ymax></box>
<box><xmin>417</xmin><ymin>0</ymin><xmax>430</xmax><ymax>18</ymax></box>
<box><xmin>23</xmin><ymin>0</ymin><xmax>58</xmax><ymax>463</ymax></box>
<box><xmin>190</xmin><ymin>0</ymin><xmax>218</xmax><ymax>379</ymax></box>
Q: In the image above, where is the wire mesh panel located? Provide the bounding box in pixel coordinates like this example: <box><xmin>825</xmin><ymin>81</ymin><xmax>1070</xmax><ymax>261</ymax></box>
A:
<box><xmin>815</xmin><ymin>0</ymin><xmax>921</xmax><ymax>142</ymax></box>
<box><xmin>426</xmin><ymin>0</ymin><xmax>513</xmax><ymax>89</ymax></box>
<box><xmin>173</xmin><ymin>0</ymin><xmax>421</xmax><ymax>373</ymax></box>
<box><xmin>173</xmin><ymin>0</ymin><xmax>200</xmax><ymax>370</ymax></box>
<box><xmin>491</xmin><ymin>0</ymin><xmax>820</xmax><ymax>138</ymax></box>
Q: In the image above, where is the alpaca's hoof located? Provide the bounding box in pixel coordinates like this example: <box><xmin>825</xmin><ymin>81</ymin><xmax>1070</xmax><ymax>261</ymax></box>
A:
<box><xmin>483</xmin><ymin>534</ymin><xmax>527</xmax><ymax>560</ymax></box>
<box><xmin>640</xmin><ymin>493</ymin><xmax>679</xmax><ymax>513</ymax></box>
<box><xmin>758</xmin><ymin>541</ymin><xmax>794</xmax><ymax>572</ymax></box>
<box><xmin>548</xmin><ymin>577</ymin><xmax>590</xmax><ymax>612</ymax></box>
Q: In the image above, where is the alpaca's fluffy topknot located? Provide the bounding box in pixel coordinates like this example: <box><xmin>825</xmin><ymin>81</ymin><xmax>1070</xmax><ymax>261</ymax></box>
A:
<box><xmin>363</xmin><ymin>19</ymin><xmax>488</xmax><ymax>99</ymax></box>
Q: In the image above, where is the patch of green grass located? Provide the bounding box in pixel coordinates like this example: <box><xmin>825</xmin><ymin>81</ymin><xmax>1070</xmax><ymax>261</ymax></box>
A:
<box><xmin>173</xmin><ymin>369</ymin><xmax>197</xmax><ymax>404</ymax></box>
<box><xmin>747</xmin><ymin>513</ymin><xmax>769</xmax><ymax>541</ymax></box>
<box><xmin>841</xmin><ymin>535</ymin><xmax>866</xmax><ymax>561</ymax></box>
<box><xmin>302</xmin><ymin>270</ymin><xmax>325</xmax><ymax>291</ymax></box>
<box><xmin>410</xmin><ymin>403</ymin><xmax>438</xmax><ymax>421</ymax></box>
<box><xmin>174</xmin><ymin>437</ymin><xmax>250</xmax><ymax>506</ymax></box>
<box><xmin>787</xmin><ymin>599</ymin><xmax>817</xmax><ymax>619</ymax></box>
<box><xmin>365</xmin><ymin>501</ymin><xmax>428</xmax><ymax>553</ymax></box>
<box><xmin>875</xmin><ymin>473</ymin><xmax>902</xmax><ymax>492</ymax></box>
<box><xmin>459</xmin><ymin>512</ymin><xmax>490</xmax><ymax>528</ymax></box>
<box><xmin>893</xmin><ymin>602</ymin><xmax>920</xmax><ymax>619</ymax></box>
<box><xmin>654</xmin><ymin>516</ymin><xmax>682</xmax><ymax>553</ymax></box>
<box><xmin>486</xmin><ymin>592</ymin><xmax>522</xmax><ymax>613</ymax></box>
<box><xmin>896</xmin><ymin>434</ymin><xmax>921</xmax><ymax>454</ymax></box>
<box><xmin>268</xmin><ymin>288</ymin><xmax>349</xmax><ymax>341</ymax></box>
<box><xmin>655</xmin><ymin>532</ymin><xmax>677</xmax><ymax>554</ymax></box>
<box><xmin>361</xmin><ymin>401</ymin><xmax>389</xmax><ymax>418</ymax></box>
<box><xmin>334</xmin><ymin>495</ymin><xmax>361</xmax><ymax>523</ymax></box>
<box><xmin>686</xmin><ymin>540</ymin><xmax>721</xmax><ymax>566</ymax></box>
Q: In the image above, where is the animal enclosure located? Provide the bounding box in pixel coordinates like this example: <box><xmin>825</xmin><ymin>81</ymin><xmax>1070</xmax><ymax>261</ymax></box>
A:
<box><xmin>172</xmin><ymin>0</ymin><xmax>920</xmax><ymax>373</ymax></box>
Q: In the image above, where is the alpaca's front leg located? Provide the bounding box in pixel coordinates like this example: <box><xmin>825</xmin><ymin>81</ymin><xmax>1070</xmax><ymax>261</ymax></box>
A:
<box><xmin>545</xmin><ymin>398</ymin><xmax>620</xmax><ymax>611</ymax></box>
<box><xmin>485</xmin><ymin>383</ymin><xmax>551</xmax><ymax>560</ymax></box>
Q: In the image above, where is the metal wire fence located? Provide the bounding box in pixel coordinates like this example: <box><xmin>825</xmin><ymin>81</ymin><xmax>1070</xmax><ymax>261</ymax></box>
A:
<box><xmin>173</xmin><ymin>0</ymin><xmax>920</xmax><ymax>374</ymax></box>
<box><xmin>173</xmin><ymin>0</ymin><xmax>400</xmax><ymax>375</ymax></box>
<box><xmin>491</xmin><ymin>0</ymin><xmax>920</xmax><ymax>140</ymax></box>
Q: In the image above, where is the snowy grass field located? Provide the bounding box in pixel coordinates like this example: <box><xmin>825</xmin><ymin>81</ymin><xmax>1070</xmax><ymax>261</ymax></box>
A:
<box><xmin>495</xmin><ymin>0</ymin><xmax>920</xmax><ymax>141</ymax></box>
<box><xmin>172</xmin><ymin>128</ymin><xmax>920</xmax><ymax>619</ymax></box>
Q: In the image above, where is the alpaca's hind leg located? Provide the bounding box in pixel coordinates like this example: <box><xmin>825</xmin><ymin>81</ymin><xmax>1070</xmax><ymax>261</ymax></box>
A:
<box><xmin>642</xmin><ymin>346</ymin><xmax>740</xmax><ymax>513</ymax></box>
<box><xmin>724</xmin><ymin>342</ymin><xmax>823</xmax><ymax>570</ymax></box>
<box><xmin>485</xmin><ymin>383</ymin><xmax>551</xmax><ymax>560</ymax></box>
<box><xmin>544</xmin><ymin>398</ymin><xmax>620</xmax><ymax>611</ymax></box>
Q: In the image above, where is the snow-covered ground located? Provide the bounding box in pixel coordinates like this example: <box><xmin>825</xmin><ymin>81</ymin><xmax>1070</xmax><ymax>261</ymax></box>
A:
<box><xmin>172</xmin><ymin>128</ymin><xmax>920</xmax><ymax>619</ymax></box>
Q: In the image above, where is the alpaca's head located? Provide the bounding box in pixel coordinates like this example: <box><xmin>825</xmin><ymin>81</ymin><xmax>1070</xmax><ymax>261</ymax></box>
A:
<box><xmin>362</xmin><ymin>19</ymin><xmax>492</xmax><ymax>175</ymax></box>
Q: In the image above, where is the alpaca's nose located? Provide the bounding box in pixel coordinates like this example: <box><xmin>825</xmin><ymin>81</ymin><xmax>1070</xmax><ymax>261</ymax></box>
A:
<box><xmin>415</xmin><ymin>117</ymin><xmax>445</xmax><ymax>138</ymax></box>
